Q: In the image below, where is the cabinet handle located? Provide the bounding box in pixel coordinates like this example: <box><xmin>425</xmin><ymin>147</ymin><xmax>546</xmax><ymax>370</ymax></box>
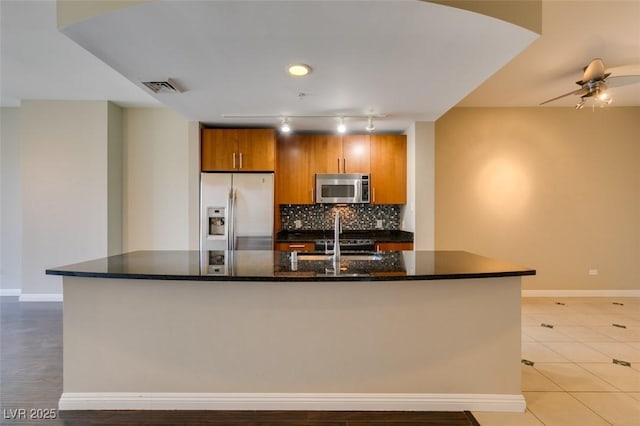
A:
<box><xmin>239</xmin><ymin>152</ymin><xmax>243</xmax><ymax>169</ymax></box>
<box><xmin>289</xmin><ymin>244</ymin><xmax>306</xmax><ymax>249</ymax></box>
<box><xmin>373</xmin><ymin>187</ymin><xmax>376</xmax><ymax>203</ymax></box>
<box><xmin>337</xmin><ymin>158</ymin><xmax>340</xmax><ymax>173</ymax></box>
<box><xmin>233</xmin><ymin>152</ymin><xmax>237</xmax><ymax>169</ymax></box>
<box><xmin>343</xmin><ymin>158</ymin><xmax>346</xmax><ymax>173</ymax></box>
<box><xmin>311</xmin><ymin>187</ymin><xmax>314</xmax><ymax>203</ymax></box>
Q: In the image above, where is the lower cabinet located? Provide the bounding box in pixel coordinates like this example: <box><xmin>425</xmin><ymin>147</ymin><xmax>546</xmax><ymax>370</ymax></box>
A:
<box><xmin>275</xmin><ymin>242</ymin><xmax>413</xmax><ymax>251</ymax></box>
<box><xmin>375</xmin><ymin>242</ymin><xmax>414</xmax><ymax>251</ymax></box>
<box><xmin>274</xmin><ymin>242</ymin><xmax>315</xmax><ymax>251</ymax></box>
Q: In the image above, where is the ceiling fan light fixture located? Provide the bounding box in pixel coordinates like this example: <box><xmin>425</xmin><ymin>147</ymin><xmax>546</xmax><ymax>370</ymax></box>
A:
<box><xmin>288</xmin><ymin>64</ymin><xmax>311</xmax><ymax>77</ymax></box>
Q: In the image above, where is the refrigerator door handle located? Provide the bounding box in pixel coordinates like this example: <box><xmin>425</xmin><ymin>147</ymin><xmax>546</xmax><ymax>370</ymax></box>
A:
<box><xmin>227</xmin><ymin>188</ymin><xmax>233</xmax><ymax>251</ymax></box>
<box><xmin>231</xmin><ymin>189</ymin><xmax>238</xmax><ymax>251</ymax></box>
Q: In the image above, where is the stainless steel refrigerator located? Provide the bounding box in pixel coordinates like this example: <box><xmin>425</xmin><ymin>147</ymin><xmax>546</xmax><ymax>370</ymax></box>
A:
<box><xmin>200</xmin><ymin>172</ymin><xmax>274</xmax><ymax>252</ymax></box>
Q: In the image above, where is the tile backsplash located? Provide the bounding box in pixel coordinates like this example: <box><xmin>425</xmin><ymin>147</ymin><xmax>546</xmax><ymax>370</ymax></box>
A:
<box><xmin>280</xmin><ymin>204</ymin><xmax>401</xmax><ymax>231</ymax></box>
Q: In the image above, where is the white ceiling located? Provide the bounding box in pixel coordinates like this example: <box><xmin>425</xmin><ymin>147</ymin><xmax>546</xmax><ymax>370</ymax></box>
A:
<box><xmin>1</xmin><ymin>1</ymin><xmax>639</xmax><ymax>133</ymax></box>
<box><xmin>459</xmin><ymin>0</ymin><xmax>640</xmax><ymax>108</ymax></box>
<box><xmin>0</xmin><ymin>0</ymin><xmax>159</xmax><ymax>108</ymax></box>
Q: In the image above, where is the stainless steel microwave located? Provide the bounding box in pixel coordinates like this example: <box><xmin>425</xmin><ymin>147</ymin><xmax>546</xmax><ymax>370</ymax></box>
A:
<box><xmin>315</xmin><ymin>173</ymin><xmax>370</xmax><ymax>204</ymax></box>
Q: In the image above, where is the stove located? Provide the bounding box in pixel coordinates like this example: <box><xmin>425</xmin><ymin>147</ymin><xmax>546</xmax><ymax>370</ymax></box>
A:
<box><xmin>314</xmin><ymin>238</ymin><xmax>375</xmax><ymax>252</ymax></box>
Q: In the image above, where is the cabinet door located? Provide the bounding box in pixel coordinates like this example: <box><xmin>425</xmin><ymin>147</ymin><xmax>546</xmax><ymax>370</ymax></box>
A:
<box><xmin>274</xmin><ymin>242</ymin><xmax>315</xmax><ymax>251</ymax></box>
<box><xmin>237</xmin><ymin>129</ymin><xmax>275</xmax><ymax>171</ymax></box>
<box><xmin>376</xmin><ymin>242</ymin><xmax>413</xmax><ymax>251</ymax></box>
<box><xmin>370</xmin><ymin>135</ymin><xmax>407</xmax><ymax>204</ymax></box>
<box><xmin>309</xmin><ymin>134</ymin><xmax>342</xmax><ymax>174</ymax></box>
<box><xmin>276</xmin><ymin>134</ymin><xmax>313</xmax><ymax>204</ymax></box>
<box><xmin>342</xmin><ymin>134</ymin><xmax>370</xmax><ymax>173</ymax></box>
<box><xmin>201</xmin><ymin>129</ymin><xmax>237</xmax><ymax>171</ymax></box>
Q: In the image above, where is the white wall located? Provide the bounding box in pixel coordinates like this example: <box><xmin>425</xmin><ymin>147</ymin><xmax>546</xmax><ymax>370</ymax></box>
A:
<box><xmin>122</xmin><ymin>108</ymin><xmax>195</xmax><ymax>251</ymax></box>
<box><xmin>107</xmin><ymin>103</ymin><xmax>123</xmax><ymax>255</ymax></box>
<box><xmin>1</xmin><ymin>107</ymin><xmax>22</xmax><ymax>293</ymax></box>
<box><xmin>20</xmin><ymin>101</ymin><xmax>114</xmax><ymax>298</ymax></box>
<box><xmin>404</xmin><ymin>121</ymin><xmax>435</xmax><ymax>250</ymax></box>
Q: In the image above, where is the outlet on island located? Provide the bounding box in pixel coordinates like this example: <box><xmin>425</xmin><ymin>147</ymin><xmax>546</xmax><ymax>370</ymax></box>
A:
<box><xmin>376</xmin><ymin>219</ymin><xmax>383</xmax><ymax>229</ymax></box>
<box><xmin>294</xmin><ymin>219</ymin><xmax>302</xmax><ymax>229</ymax></box>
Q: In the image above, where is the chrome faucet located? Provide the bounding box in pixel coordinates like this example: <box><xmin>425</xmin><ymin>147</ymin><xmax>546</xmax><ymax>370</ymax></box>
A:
<box><xmin>333</xmin><ymin>211</ymin><xmax>341</xmax><ymax>265</ymax></box>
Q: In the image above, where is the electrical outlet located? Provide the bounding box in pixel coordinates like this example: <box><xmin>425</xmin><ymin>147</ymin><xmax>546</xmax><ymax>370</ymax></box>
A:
<box><xmin>588</xmin><ymin>269</ymin><xmax>599</xmax><ymax>276</ymax></box>
<box><xmin>376</xmin><ymin>219</ymin><xmax>383</xmax><ymax>229</ymax></box>
<box><xmin>294</xmin><ymin>219</ymin><xmax>302</xmax><ymax>229</ymax></box>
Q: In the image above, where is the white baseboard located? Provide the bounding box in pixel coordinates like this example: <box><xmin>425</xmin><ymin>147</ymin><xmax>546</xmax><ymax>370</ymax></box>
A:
<box><xmin>18</xmin><ymin>293</ymin><xmax>63</xmax><ymax>302</ymax></box>
<box><xmin>0</xmin><ymin>288</ymin><xmax>21</xmax><ymax>297</ymax></box>
<box><xmin>522</xmin><ymin>289</ymin><xmax>640</xmax><ymax>298</ymax></box>
<box><xmin>58</xmin><ymin>392</ymin><xmax>525</xmax><ymax>412</ymax></box>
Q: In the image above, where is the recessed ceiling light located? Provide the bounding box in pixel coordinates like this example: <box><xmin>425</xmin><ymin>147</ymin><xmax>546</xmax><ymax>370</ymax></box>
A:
<box><xmin>288</xmin><ymin>64</ymin><xmax>311</xmax><ymax>77</ymax></box>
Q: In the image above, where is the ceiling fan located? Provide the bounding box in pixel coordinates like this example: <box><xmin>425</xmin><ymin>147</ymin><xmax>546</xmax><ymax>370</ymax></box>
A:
<box><xmin>540</xmin><ymin>58</ymin><xmax>640</xmax><ymax>109</ymax></box>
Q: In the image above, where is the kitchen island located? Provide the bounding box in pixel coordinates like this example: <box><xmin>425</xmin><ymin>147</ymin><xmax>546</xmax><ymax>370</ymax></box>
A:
<box><xmin>47</xmin><ymin>250</ymin><xmax>534</xmax><ymax>412</ymax></box>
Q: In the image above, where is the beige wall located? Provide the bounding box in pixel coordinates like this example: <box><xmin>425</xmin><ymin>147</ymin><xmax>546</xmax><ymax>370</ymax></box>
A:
<box><xmin>19</xmin><ymin>101</ymin><xmax>114</xmax><ymax>297</ymax></box>
<box><xmin>122</xmin><ymin>108</ymin><xmax>198</xmax><ymax>251</ymax></box>
<box><xmin>1</xmin><ymin>107</ymin><xmax>22</xmax><ymax>292</ymax></box>
<box><xmin>62</xmin><ymin>275</ymin><xmax>522</xmax><ymax>409</ymax></box>
<box><xmin>0</xmin><ymin>104</ymin><xmax>197</xmax><ymax>297</ymax></box>
<box><xmin>403</xmin><ymin>122</ymin><xmax>436</xmax><ymax>250</ymax></box>
<box><xmin>435</xmin><ymin>107</ymin><xmax>640</xmax><ymax>291</ymax></box>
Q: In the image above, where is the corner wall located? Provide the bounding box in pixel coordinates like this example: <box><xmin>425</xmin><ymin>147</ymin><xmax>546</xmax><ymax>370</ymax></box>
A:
<box><xmin>1</xmin><ymin>107</ymin><xmax>22</xmax><ymax>294</ymax></box>
<box><xmin>435</xmin><ymin>107</ymin><xmax>640</xmax><ymax>291</ymax></box>
<box><xmin>122</xmin><ymin>108</ymin><xmax>196</xmax><ymax>251</ymax></box>
<box><xmin>404</xmin><ymin>121</ymin><xmax>435</xmax><ymax>250</ymax></box>
<box><xmin>19</xmin><ymin>101</ymin><xmax>113</xmax><ymax>298</ymax></box>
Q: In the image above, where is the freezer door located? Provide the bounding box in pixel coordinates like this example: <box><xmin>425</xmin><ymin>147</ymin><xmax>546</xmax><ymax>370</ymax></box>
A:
<box><xmin>200</xmin><ymin>173</ymin><xmax>232</xmax><ymax>251</ymax></box>
<box><xmin>232</xmin><ymin>174</ymin><xmax>274</xmax><ymax>239</ymax></box>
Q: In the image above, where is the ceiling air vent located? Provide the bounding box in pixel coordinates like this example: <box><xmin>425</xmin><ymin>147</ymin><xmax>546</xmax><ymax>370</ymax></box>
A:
<box><xmin>142</xmin><ymin>78</ymin><xmax>182</xmax><ymax>93</ymax></box>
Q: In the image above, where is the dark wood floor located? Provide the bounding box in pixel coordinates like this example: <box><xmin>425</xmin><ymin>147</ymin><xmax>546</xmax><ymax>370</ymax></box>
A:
<box><xmin>0</xmin><ymin>297</ymin><xmax>480</xmax><ymax>425</ymax></box>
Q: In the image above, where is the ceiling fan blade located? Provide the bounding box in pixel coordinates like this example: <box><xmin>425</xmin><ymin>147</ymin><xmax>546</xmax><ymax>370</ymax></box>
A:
<box><xmin>604</xmin><ymin>74</ymin><xmax>640</xmax><ymax>88</ymax></box>
<box><xmin>580</xmin><ymin>58</ymin><xmax>606</xmax><ymax>83</ymax></box>
<box><xmin>539</xmin><ymin>87</ymin><xmax>587</xmax><ymax>105</ymax></box>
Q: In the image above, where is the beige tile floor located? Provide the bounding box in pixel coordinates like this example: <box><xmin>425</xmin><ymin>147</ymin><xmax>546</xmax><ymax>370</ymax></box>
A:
<box><xmin>473</xmin><ymin>297</ymin><xmax>640</xmax><ymax>426</ymax></box>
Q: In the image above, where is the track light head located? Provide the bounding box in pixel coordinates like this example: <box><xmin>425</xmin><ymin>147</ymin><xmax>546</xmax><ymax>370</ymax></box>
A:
<box><xmin>365</xmin><ymin>116</ymin><xmax>375</xmax><ymax>132</ymax></box>
<box><xmin>280</xmin><ymin>117</ymin><xmax>291</xmax><ymax>133</ymax></box>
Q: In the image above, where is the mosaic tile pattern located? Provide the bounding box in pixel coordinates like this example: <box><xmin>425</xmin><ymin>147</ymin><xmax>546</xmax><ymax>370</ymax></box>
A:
<box><xmin>280</xmin><ymin>204</ymin><xmax>401</xmax><ymax>231</ymax></box>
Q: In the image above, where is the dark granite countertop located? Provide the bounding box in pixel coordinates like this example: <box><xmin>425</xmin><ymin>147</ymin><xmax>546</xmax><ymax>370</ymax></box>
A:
<box><xmin>276</xmin><ymin>230</ymin><xmax>414</xmax><ymax>243</ymax></box>
<box><xmin>47</xmin><ymin>250</ymin><xmax>535</xmax><ymax>282</ymax></box>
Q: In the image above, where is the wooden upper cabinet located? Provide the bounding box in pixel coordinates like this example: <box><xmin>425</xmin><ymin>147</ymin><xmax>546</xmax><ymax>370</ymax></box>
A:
<box><xmin>201</xmin><ymin>129</ymin><xmax>237</xmax><ymax>171</ymax></box>
<box><xmin>201</xmin><ymin>128</ymin><xmax>275</xmax><ymax>172</ymax></box>
<box><xmin>273</xmin><ymin>132</ymin><xmax>406</xmax><ymax>210</ymax></box>
<box><xmin>237</xmin><ymin>129</ymin><xmax>275</xmax><ymax>171</ymax></box>
<box><xmin>341</xmin><ymin>134</ymin><xmax>370</xmax><ymax>173</ymax></box>
<box><xmin>308</xmin><ymin>134</ymin><xmax>342</xmax><ymax>174</ymax></box>
<box><xmin>307</xmin><ymin>134</ymin><xmax>370</xmax><ymax>174</ymax></box>
<box><xmin>370</xmin><ymin>134</ymin><xmax>407</xmax><ymax>204</ymax></box>
<box><xmin>276</xmin><ymin>134</ymin><xmax>313</xmax><ymax>205</ymax></box>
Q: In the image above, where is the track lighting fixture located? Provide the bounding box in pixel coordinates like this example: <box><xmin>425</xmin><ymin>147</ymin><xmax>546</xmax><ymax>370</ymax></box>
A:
<box><xmin>222</xmin><ymin>113</ymin><xmax>387</xmax><ymax>134</ymax></box>
<box><xmin>365</xmin><ymin>116</ymin><xmax>375</xmax><ymax>132</ymax></box>
<box><xmin>280</xmin><ymin>117</ymin><xmax>291</xmax><ymax>133</ymax></box>
<box><xmin>337</xmin><ymin>117</ymin><xmax>346</xmax><ymax>134</ymax></box>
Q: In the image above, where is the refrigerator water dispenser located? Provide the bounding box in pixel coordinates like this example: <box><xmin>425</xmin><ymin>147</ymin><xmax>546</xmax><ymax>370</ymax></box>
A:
<box><xmin>208</xmin><ymin>207</ymin><xmax>226</xmax><ymax>236</ymax></box>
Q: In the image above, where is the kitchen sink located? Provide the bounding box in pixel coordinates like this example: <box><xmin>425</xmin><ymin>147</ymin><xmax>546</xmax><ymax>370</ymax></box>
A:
<box><xmin>296</xmin><ymin>252</ymin><xmax>382</xmax><ymax>261</ymax></box>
